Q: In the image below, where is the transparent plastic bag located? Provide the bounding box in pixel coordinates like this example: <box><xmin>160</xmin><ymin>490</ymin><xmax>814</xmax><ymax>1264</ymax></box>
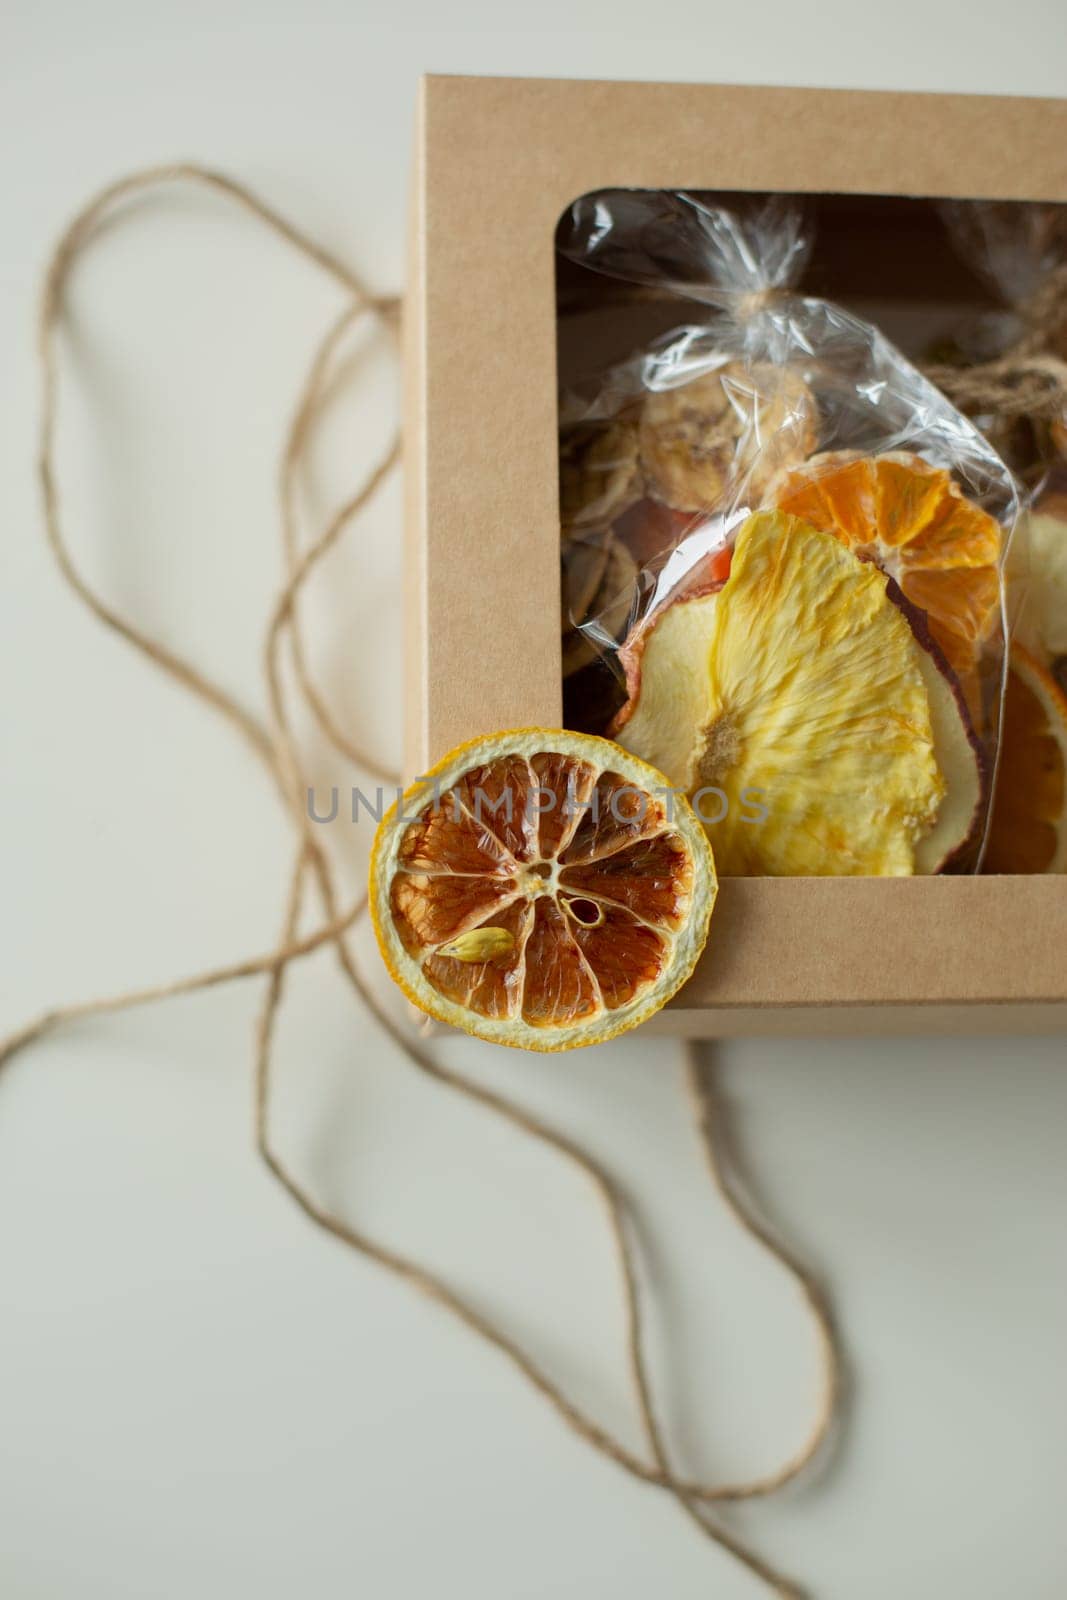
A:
<box><xmin>937</xmin><ymin>199</ymin><xmax>1067</xmax><ymax>474</ymax></box>
<box><xmin>936</xmin><ymin>202</ymin><xmax>1067</xmax><ymax>873</ymax></box>
<box><xmin>557</xmin><ymin>191</ymin><xmax>1021</xmax><ymax>875</ymax></box>
<box><xmin>941</xmin><ymin>199</ymin><xmax>1067</xmax><ymax>338</ymax></box>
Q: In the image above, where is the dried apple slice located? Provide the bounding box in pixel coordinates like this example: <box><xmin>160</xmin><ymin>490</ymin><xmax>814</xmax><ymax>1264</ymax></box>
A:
<box><xmin>612</xmin><ymin>510</ymin><xmax>970</xmax><ymax>876</ymax></box>
<box><xmin>887</xmin><ymin>586</ymin><xmax>986</xmax><ymax>873</ymax></box>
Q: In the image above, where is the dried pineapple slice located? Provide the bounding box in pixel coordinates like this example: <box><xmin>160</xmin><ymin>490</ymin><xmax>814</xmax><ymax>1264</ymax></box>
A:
<box><xmin>613</xmin><ymin>511</ymin><xmax>948</xmax><ymax>876</ymax></box>
<box><xmin>766</xmin><ymin>451</ymin><xmax>1003</xmax><ymax>712</ymax></box>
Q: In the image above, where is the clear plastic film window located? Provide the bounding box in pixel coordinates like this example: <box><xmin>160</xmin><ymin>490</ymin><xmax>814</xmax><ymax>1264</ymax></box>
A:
<box><xmin>555</xmin><ymin>190</ymin><xmax>1047</xmax><ymax>877</ymax></box>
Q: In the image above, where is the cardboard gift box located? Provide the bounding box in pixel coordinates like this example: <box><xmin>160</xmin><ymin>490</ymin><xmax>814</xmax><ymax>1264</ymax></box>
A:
<box><xmin>404</xmin><ymin>74</ymin><xmax>1067</xmax><ymax>1037</ymax></box>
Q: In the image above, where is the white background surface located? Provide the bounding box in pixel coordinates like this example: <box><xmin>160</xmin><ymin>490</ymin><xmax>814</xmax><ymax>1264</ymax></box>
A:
<box><xmin>3</xmin><ymin>4</ymin><xmax>1067</xmax><ymax>1597</ymax></box>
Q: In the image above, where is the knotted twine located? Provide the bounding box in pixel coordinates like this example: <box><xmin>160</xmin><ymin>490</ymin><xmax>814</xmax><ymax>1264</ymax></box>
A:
<box><xmin>924</xmin><ymin>259</ymin><xmax>1067</xmax><ymax>421</ymax></box>
<box><xmin>0</xmin><ymin>166</ymin><xmax>843</xmax><ymax>1598</ymax></box>
<box><xmin>924</xmin><ymin>350</ymin><xmax>1067</xmax><ymax>423</ymax></box>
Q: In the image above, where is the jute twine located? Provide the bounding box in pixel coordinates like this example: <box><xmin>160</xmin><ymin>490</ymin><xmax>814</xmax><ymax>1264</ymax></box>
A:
<box><xmin>904</xmin><ymin>261</ymin><xmax>1067</xmax><ymax>422</ymax></box>
<box><xmin>923</xmin><ymin>351</ymin><xmax>1067</xmax><ymax>422</ymax></box>
<box><xmin>921</xmin><ymin>262</ymin><xmax>1067</xmax><ymax>452</ymax></box>
<box><xmin>0</xmin><ymin>166</ymin><xmax>843</xmax><ymax>1598</ymax></box>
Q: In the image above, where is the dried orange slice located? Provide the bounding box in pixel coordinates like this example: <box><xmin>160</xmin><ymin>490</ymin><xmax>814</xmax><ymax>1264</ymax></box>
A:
<box><xmin>612</xmin><ymin>510</ymin><xmax>975</xmax><ymax>876</ymax></box>
<box><xmin>983</xmin><ymin>645</ymin><xmax>1067</xmax><ymax>874</ymax></box>
<box><xmin>766</xmin><ymin>451</ymin><xmax>1003</xmax><ymax>703</ymax></box>
<box><xmin>370</xmin><ymin>730</ymin><xmax>717</xmax><ymax>1050</ymax></box>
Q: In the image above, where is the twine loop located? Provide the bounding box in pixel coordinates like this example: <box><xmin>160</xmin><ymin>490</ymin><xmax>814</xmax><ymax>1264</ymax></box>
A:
<box><xmin>924</xmin><ymin>258</ymin><xmax>1067</xmax><ymax>424</ymax></box>
<box><xmin>0</xmin><ymin>165</ymin><xmax>843</xmax><ymax>1600</ymax></box>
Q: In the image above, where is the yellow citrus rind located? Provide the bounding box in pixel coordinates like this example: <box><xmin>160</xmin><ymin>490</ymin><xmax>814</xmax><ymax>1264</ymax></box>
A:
<box><xmin>369</xmin><ymin>728</ymin><xmax>717</xmax><ymax>1051</ymax></box>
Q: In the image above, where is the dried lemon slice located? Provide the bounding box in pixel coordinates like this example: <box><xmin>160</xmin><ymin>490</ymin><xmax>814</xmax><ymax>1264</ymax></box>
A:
<box><xmin>613</xmin><ymin>511</ymin><xmax>954</xmax><ymax>876</ymax></box>
<box><xmin>370</xmin><ymin>730</ymin><xmax>717</xmax><ymax>1050</ymax></box>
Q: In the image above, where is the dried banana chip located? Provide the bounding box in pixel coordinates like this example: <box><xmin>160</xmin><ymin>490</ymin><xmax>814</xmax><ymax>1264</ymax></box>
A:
<box><xmin>561</xmin><ymin>533</ymin><xmax>611</xmax><ymax>630</ymax></box>
<box><xmin>639</xmin><ymin>362</ymin><xmax>816</xmax><ymax>513</ymax></box>
<box><xmin>562</xmin><ymin>537</ymin><xmax>639</xmax><ymax>678</ymax></box>
<box><xmin>560</xmin><ymin>418</ymin><xmax>643</xmax><ymax>534</ymax></box>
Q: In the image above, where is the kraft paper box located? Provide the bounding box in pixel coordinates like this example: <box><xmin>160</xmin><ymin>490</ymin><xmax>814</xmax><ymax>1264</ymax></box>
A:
<box><xmin>403</xmin><ymin>74</ymin><xmax>1067</xmax><ymax>1038</ymax></box>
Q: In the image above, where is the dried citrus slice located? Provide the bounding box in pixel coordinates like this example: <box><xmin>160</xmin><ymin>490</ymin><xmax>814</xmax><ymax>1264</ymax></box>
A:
<box><xmin>766</xmin><ymin>451</ymin><xmax>1003</xmax><ymax>706</ymax></box>
<box><xmin>612</xmin><ymin>510</ymin><xmax>965</xmax><ymax>876</ymax></box>
<box><xmin>983</xmin><ymin>645</ymin><xmax>1067</xmax><ymax>874</ymax></box>
<box><xmin>370</xmin><ymin>730</ymin><xmax>717</xmax><ymax>1050</ymax></box>
<box><xmin>640</xmin><ymin>363</ymin><xmax>815</xmax><ymax>514</ymax></box>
